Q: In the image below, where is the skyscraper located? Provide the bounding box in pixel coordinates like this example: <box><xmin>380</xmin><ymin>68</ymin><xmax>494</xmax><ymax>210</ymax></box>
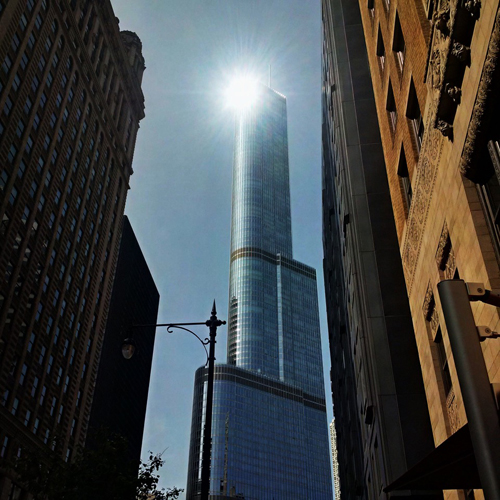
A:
<box><xmin>0</xmin><ymin>0</ymin><xmax>144</xmax><ymax>496</ymax></box>
<box><xmin>88</xmin><ymin>216</ymin><xmax>159</xmax><ymax>465</ymax></box>
<box><xmin>323</xmin><ymin>0</ymin><xmax>500</xmax><ymax>497</ymax></box>
<box><xmin>186</xmin><ymin>84</ymin><xmax>333</xmax><ymax>499</ymax></box>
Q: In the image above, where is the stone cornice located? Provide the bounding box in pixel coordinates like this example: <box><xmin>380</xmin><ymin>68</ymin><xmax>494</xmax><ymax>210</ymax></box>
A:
<box><xmin>426</xmin><ymin>0</ymin><xmax>481</xmax><ymax>139</ymax></box>
<box><xmin>459</xmin><ymin>5</ymin><xmax>500</xmax><ymax>183</ymax></box>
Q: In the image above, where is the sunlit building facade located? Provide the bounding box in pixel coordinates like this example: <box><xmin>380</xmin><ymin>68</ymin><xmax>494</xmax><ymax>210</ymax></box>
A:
<box><xmin>186</xmin><ymin>85</ymin><xmax>332</xmax><ymax>499</ymax></box>
<box><xmin>323</xmin><ymin>0</ymin><xmax>500</xmax><ymax>498</ymax></box>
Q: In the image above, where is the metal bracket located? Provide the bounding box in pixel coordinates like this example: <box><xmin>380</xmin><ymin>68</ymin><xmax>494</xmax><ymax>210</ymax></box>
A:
<box><xmin>466</xmin><ymin>282</ymin><xmax>500</xmax><ymax>307</ymax></box>
<box><xmin>477</xmin><ymin>325</ymin><xmax>500</xmax><ymax>341</ymax></box>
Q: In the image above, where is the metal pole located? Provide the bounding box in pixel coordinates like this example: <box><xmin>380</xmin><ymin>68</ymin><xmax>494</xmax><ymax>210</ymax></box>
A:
<box><xmin>200</xmin><ymin>301</ymin><xmax>223</xmax><ymax>500</ymax></box>
<box><xmin>438</xmin><ymin>279</ymin><xmax>500</xmax><ymax>499</ymax></box>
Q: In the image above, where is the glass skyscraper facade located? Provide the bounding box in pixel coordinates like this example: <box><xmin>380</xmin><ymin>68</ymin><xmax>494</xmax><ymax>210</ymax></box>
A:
<box><xmin>186</xmin><ymin>85</ymin><xmax>332</xmax><ymax>499</ymax></box>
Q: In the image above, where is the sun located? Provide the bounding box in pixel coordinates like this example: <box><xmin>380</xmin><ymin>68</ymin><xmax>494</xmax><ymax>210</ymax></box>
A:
<box><xmin>226</xmin><ymin>76</ymin><xmax>260</xmax><ymax>111</ymax></box>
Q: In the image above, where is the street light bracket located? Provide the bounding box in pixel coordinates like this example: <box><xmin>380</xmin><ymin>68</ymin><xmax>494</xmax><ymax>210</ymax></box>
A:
<box><xmin>165</xmin><ymin>324</ymin><xmax>210</xmax><ymax>366</ymax></box>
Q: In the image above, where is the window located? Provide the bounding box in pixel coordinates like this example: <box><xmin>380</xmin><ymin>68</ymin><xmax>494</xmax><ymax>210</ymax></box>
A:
<box><xmin>0</xmin><ymin>171</ymin><xmax>7</xmax><ymax>191</ymax></box>
<box><xmin>27</xmin><ymin>32</ymin><xmax>36</xmax><ymax>50</ymax></box>
<box><xmin>50</xmin><ymin>397</ymin><xmax>57</xmax><ymax>416</ymax></box>
<box><xmin>35</xmin><ymin>13</ymin><xmax>43</xmax><ymax>30</ymax></box>
<box><xmin>2</xmin><ymin>54</ymin><xmax>12</xmax><ymax>73</ymax></box>
<box><xmin>3</xmin><ymin>96</ymin><xmax>13</xmax><ymax>115</ymax></box>
<box><xmin>18</xmin><ymin>160</ymin><xmax>27</xmax><ymax>178</ymax></box>
<box><xmin>393</xmin><ymin>13</ymin><xmax>405</xmax><ymax>71</ymax></box>
<box><xmin>11</xmin><ymin>398</ymin><xmax>19</xmax><ymax>415</ymax></box>
<box><xmin>12</xmin><ymin>73</ymin><xmax>21</xmax><ymax>91</ymax></box>
<box><xmin>39</xmin><ymin>385</ymin><xmax>47</xmax><ymax>405</ymax></box>
<box><xmin>31</xmin><ymin>75</ymin><xmax>39</xmax><ymax>92</ymax></box>
<box><xmin>24</xmin><ymin>96</ymin><xmax>32</xmax><ymax>114</ymax></box>
<box><xmin>25</xmin><ymin>135</ymin><xmax>34</xmax><ymax>154</ymax></box>
<box><xmin>11</xmin><ymin>33</ymin><xmax>21</xmax><ymax>52</ymax></box>
<box><xmin>19</xmin><ymin>364</ymin><xmax>28</xmax><ymax>384</ymax></box>
<box><xmin>16</xmin><ymin>119</ymin><xmax>25</xmax><ymax>138</ymax></box>
<box><xmin>8</xmin><ymin>186</ymin><xmax>17</xmax><ymax>205</ymax></box>
<box><xmin>29</xmin><ymin>180</ymin><xmax>38</xmax><ymax>198</ymax></box>
<box><xmin>386</xmin><ymin>81</ymin><xmax>397</xmax><ymax>132</ymax></box>
<box><xmin>20</xmin><ymin>52</ymin><xmax>29</xmax><ymax>71</ymax></box>
<box><xmin>434</xmin><ymin>327</ymin><xmax>452</xmax><ymax>397</ymax></box>
<box><xmin>27</xmin><ymin>332</ymin><xmax>36</xmax><ymax>352</ymax></box>
<box><xmin>407</xmin><ymin>80</ymin><xmax>424</xmax><ymax>152</ymax></box>
<box><xmin>376</xmin><ymin>28</ymin><xmax>385</xmax><ymax>71</ymax></box>
<box><xmin>47</xmin><ymin>355</ymin><xmax>54</xmax><ymax>374</ymax></box>
<box><xmin>21</xmin><ymin>205</ymin><xmax>30</xmax><ymax>224</ymax></box>
<box><xmin>1</xmin><ymin>436</ymin><xmax>9</xmax><ymax>458</ymax></box>
<box><xmin>8</xmin><ymin>144</ymin><xmax>17</xmax><ymax>163</ymax></box>
<box><xmin>478</xmin><ymin>141</ymin><xmax>500</xmax><ymax>258</ymax></box>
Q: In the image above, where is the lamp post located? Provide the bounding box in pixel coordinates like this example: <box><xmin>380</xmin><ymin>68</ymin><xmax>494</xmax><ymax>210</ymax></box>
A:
<box><xmin>122</xmin><ymin>301</ymin><xmax>226</xmax><ymax>500</ymax></box>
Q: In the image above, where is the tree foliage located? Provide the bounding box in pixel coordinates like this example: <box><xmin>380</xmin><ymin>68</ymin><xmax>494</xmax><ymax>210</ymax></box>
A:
<box><xmin>6</xmin><ymin>432</ymin><xmax>182</xmax><ymax>500</ymax></box>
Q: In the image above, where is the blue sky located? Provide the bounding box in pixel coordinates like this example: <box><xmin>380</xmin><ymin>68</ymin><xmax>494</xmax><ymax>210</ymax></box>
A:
<box><xmin>111</xmin><ymin>0</ymin><xmax>327</xmax><ymax>495</ymax></box>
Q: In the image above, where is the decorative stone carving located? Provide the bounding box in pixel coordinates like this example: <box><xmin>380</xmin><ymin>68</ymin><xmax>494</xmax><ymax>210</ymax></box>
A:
<box><xmin>446</xmin><ymin>387</ymin><xmax>461</xmax><ymax>434</ymax></box>
<box><xmin>434</xmin><ymin>5</ymin><xmax>451</xmax><ymax>36</ymax></box>
<box><xmin>402</xmin><ymin>126</ymin><xmax>444</xmax><ymax>292</ymax></box>
<box><xmin>459</xmin><ymin>8</ymin><xmax>500</xmax><ymax>183</ymax></box>
<box><xmin>422</xmin><ymin>283</ymin><xmax>441</xmax><ymax>335</ymax></box>
<box><xmin>445</xmin><ymin>82</ymin><xmax>462</xmax><ymax>103</ymax></box>
<box><xmin>451</xmin><ymin>41</ymin><xmax>471</xmax><ymax>64</ymax></box>
<box><xmin>430</xmin><ymin>49</ymin><xmax>444</xmax><ymax>90</ymax></box>
<box><xmin>436</xmin><ymin>119</ymin><xmax>453</xmax><ymax>137</ymax></box>
<box><xmin>463</xmin><ymin>0</ymin><xmax>481</xmax><ymax>19</ymax></box>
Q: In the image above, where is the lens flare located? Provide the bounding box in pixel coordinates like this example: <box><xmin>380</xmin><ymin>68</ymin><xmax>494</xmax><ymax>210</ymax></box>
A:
<box><xmin>226</xmin><ymin>76</ymin><xmax>259</xmax><ymax>111</ymax></box>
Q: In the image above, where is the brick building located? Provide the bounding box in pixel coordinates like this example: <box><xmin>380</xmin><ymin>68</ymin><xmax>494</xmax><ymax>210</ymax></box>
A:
<box><xmin>323</xmin><ymin>0</ymin><xmax>500</xmax><ymax>498</ymax></box>
<box><xmin>0</xmin><ymin>0</ymin><xmax>145</xmax><ymax>497</ymax></box>
<box><xmin>322</xmin><ymin>1</ymin><xmax>439</xmax><ymax>498</ymax></box>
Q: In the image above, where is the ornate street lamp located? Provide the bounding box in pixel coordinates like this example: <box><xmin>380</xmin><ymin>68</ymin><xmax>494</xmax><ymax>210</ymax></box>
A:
<box><xmin>122</xmin><ymin>301</ymin><xmax>226</xmax><ymax>500</ymax></box>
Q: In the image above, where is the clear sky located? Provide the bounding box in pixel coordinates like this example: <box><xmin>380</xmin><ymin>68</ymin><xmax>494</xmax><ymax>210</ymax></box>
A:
<box><xmin>111</xmin><ymin>0</ymin><xmax>327</xmax><ymax>496</ymax></box>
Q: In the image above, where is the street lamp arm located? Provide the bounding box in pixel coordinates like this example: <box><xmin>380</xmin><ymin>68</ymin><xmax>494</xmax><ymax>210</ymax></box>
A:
<box><xmin>125</xmin><ymin>322</ymin><xmax>214</xmax><ymax>366</ymax></box>
<box><xmin>164</xmin><ymin>324</ymin><xmax>210</xmax><ymax>366</ymax></box>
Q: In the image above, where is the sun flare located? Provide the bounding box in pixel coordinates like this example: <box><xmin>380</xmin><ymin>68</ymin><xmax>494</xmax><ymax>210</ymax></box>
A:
<box><xmin>226</xmin><ymin>76</ymin><xmax>259</xmax><ymax>111</ymax></box>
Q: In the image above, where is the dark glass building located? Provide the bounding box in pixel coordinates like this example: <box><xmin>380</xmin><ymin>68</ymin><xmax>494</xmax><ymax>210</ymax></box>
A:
<box><xmin>186</xmin><ymin>85</ymin><xmax>333</xmax><ymax>499</ymax></box>
<box><xmin>0</xmin><ymin>0</ymin><xmax>145</xmax><ymax>496</ymax></box>
<box><xmin>88</xmin><ymin>215</ymin><xmax>159</xmax><ymax>464</ymax></box>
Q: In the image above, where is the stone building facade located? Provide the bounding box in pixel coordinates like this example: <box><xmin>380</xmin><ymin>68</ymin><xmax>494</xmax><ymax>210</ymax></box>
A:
<box><xmin>322</xmin><ymin>1</ymin><xmax>439</xmax><ymax>498</ymax></box>
<box><xmin>360</xmin><ymin>0</ymin><xmax>500</xmax><ymax>498</ymax></box>
<box><xmin>0</xmin><ymin>0</ymin><xmax>145</xmax><ymax>497</ymax></box>
<box><xmin>323</xmin><ymin>0</ymin><xmax>500</xmax><ymax>498</ymax></box>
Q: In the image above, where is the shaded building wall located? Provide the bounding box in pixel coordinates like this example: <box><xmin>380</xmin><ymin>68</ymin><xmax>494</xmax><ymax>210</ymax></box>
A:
<box><xmin>0</xmin><ymin>0</ymin><xmax>145</xmax><ymax>497</ymax></box>
<box><xmin>321</xmin><ymin>0</ymin><xmax>440</xmax><ymax>498</ymax></box>
<box><xmin>88</xmin><ymin>215</ymin><xmax>158</xmax><ymax>463</ymax></box>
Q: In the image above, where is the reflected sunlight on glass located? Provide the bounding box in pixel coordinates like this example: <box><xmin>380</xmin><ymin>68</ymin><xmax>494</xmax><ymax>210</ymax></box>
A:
<box><xmin>225</xmin><ymin>76</ymin><xmax>259</xmax><ymax>111</ymax></box>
